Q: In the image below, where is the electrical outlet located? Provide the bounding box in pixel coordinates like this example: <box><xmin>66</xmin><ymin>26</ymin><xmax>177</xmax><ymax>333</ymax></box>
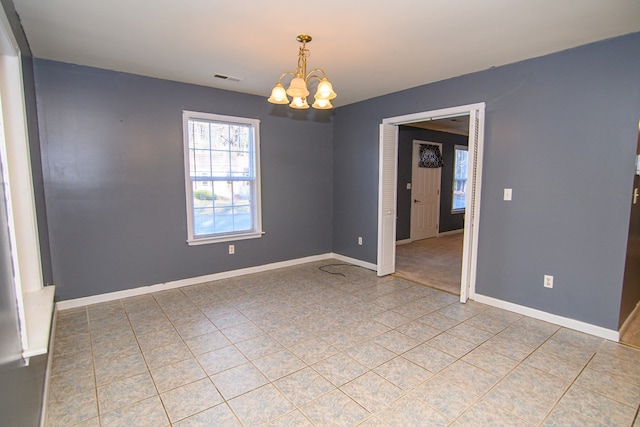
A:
<box><xmin>544</xmin><ymin>274</ymin><xmax>553</xmax><ymax>288</ymax></box>
<box><xmin>358</xmin><ymin>236</ymin><xmax>363</xmax><ymax>245</ymax></box>
<box><xmin>229</xmin><ymin>244</ymin><xmax>235</xmax><ymax>255</ymax></box>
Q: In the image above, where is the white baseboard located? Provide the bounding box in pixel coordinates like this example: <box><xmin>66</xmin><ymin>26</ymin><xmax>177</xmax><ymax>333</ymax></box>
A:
<box><xmin>330</xmin><ymin>253</ymin><xmax>377</xmax><ymax>271</ymax></box>
<box><xmin>438</xmin><ymin>228</ymin><xmax>464</xmax><ymax>236</ymax></box>
<box><xmin>396</xmin><ymin>229</ymin><xmax>463</xmax><ymax>246</ymax></box>
<box><xmin>56</xmin><ymin>253</ymin><xmax>337</xmax><ymax>310</ymax></box>
<box><xmin>472</xmin><ymin>293</ymin><xmax>619</xmax><ymax>342</ymax></box>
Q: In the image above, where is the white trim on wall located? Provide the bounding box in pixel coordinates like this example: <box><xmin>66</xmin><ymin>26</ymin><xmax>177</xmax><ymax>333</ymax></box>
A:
<box><xmin>0</xmin><ymin>4</ymin><xmax>54</xmax><ymax>363</ymax></box>
<box><xmin>56</xmin><ymin>253</ymin><xmax>377</xmax><ymax>310</ymax></box>
<box><xmin>55</xmin><ymin>253</ymin><xmax>619</xmax><ymax>342</ymax></box>
<box><xmin>473</xmin><ymin>293</ymin><xmax>619</xmax><ymax>342</ymax></box>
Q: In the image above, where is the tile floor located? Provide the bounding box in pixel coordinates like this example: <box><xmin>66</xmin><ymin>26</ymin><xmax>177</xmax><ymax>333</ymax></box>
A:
<box><xmin>46</xmin><ymin>261</ymin><xmax>640</xmax><ymax>426</ymax></box>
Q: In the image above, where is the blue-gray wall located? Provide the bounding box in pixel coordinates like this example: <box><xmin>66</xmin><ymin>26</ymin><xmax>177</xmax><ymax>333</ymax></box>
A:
<box><xmin>34</xmin><ymin>60</ymin><xmax>334</xmax><ymax>300</ymax></box>
<box><xmin>333</xmin><ymin>32</ymin><xmax>640</xmax><ymax>330</ymax></box>
<box><xmin>396</xmin><ymin>127</ymin><xmax>468</xmax><ymax>240</ymax></box>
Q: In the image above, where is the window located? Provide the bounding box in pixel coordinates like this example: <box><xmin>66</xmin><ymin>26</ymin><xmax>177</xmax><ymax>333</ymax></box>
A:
<box><xmin>452</xmin><ymin>145</ymin><xmax>468</xmax><ymax>212</ymax></box>
<box><xmin>183</xmin><ymin>111</ymin><xmax>262</xmax><ymax>244</ymax></box>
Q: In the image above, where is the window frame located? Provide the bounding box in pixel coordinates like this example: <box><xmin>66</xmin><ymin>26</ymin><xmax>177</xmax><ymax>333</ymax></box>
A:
<box><xmin>451</xmin><ymin>144</ymin><xmax>468</xmax><ymax>214</ymax></box>
<box><xmin>182</xmin><ymin>110</ymin><xmax>263</xmax><ymax>245</ymax></box>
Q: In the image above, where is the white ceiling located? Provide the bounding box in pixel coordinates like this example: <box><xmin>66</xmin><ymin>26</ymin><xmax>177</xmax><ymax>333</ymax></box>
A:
<box><xmin>12</xmin><ymin>0</ymin><xmax>640</xmax><ymax>107</ymax></box>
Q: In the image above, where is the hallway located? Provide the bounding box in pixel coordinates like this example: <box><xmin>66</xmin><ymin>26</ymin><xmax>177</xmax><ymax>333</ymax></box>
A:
<box><xmin>395</xmin><ymin>234</ymin><xmax>463</xmax><ymax>295</ymax></box>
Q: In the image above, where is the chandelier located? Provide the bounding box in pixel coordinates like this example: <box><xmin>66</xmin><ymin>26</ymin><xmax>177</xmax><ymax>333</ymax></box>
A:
<box><xmin>267</xmin><ymin>34</ymin><xmax>337</xmax><ymax>110</ymax></box>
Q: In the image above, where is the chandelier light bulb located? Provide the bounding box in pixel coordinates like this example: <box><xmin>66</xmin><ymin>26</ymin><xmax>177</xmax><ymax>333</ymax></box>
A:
<box><xmin>267</xmin><ymin>83</ymin><xmax>289</xmax><ymax>104</ymax></box>
<box><xmin>312</xmin><ymin>98</ymin><xmax>333</xmax><ymax>109</ymax></box>
<box><xmin>316</xmin><ymin>79</ymin><xmax>336</xmax><ymax>100</ymax></box>
<box><xmin>290</xmin><ymin>96</ymin><xmax>310</xmax><ymax>109</ymax></box>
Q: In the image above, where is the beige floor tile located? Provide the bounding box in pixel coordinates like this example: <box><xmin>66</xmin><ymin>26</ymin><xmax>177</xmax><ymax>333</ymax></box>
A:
<box><xmin>374</xmin><ymin>356</ymin><xmax>433</xmax><ymax>391</ymax></box>
<box><xmin>235</xmin><ymin>334</ymin><xmax>285</xmax><ymax>360</ymax></box>
<box><xmin>403</xmin><ymin>343</ymin><xmax>456</xmax><ymax>373</ymax></box>
<box><xmin>94</xmin><ymin>351</ymin><xmax>148</xmax><ymax>386</ymax></box>
<box><xmin>555</xmin><ymin>384</ymin><xmax>636</xmax><ymax>426</ymax></box>
<box><xmin>196</xmin><ymin>345</ymin><xmax>248</xmax><ymax>375</ymax></box>
<box><xmin>172</xmin><ymin>402</ymin><xmax>241</xmax><ymax>427</ymax></box>
<box><xmin>172</xmin><ymin>316</ymin><xmax>218</xmax><ymax>339</ymax></box>
<box><xmin>312</xmin><ymin>353</ymin><xmax>369</xmax><ymax>387</ymax></box>
<box><xmin>437</xmin><ymin>360</ymin><xmax>500</xmax><ymax>396</ymax></box>
<box><xmin>253</xmin><ymin>349</ymin><xmax>307</xmax><ymax>381</ymax></box>
<box><xmin>150</xmin><ymin>357</ymin><xmax>206</xmax><ymax>392</ymax></box>
<box><xmin>341</xmin><ymin>371</ymin><xmax>403</xmax><ymax>413</ymax></box>
<box><xmin>273</xmin><ymin>367</ymin><xmax>335</xmax><ymax>406</ymax></box>
<box><xmin>453</xmin><ymin>398</ymin><xmax>533</xmax><ymax>426</ymax></box>
<box><xmin>345</xmin><ymin>341</ymin><xmax>396</xmax><ymax>369</ymax></box>
<box><xmin>211</xmin><ymin>362</ymin><xmax>268</xmax><ymax>399</ymax></box>
<box><xmin>100</xmin><ymin>396</ymin><xmax>169</xmax><ymax>427</ymax></box>
<box><xmin>46</xmin><ymin>390</ymin><xmax>98</xmax><ymax>427</ymax></box>
<box><xmin>160</xmin><ymin>378</ymin><xmax>223</xmax><ymax>423</ymax></box>
<box><xmin>135</xmin><ymin>327</ymin><xmax>182</xmax><ymax>352</ymax></box>
<box><xmin>377</xmin><ymin>395</ymin><xmax>449</xmax><ymax>427</ymax></box>
<box><xmin>48</xmin><ymin>260</ymin><xmax>640</xmax><ymax>427</ymax></box>
<box><xmin>373</xmin><ymin>329</ymin><xmax>421</xmax><ymax>354</ymax></box>
<box><xmin>265</xmin><ymin>410</ymin><xmax>313</xmax><ymax>427</ymax></box>
<box><xmin>461</xmin><ymin>347</ymin><xmax>519</xmax><ymax>377</ymax></box>
<box><xmin>300</xmin><ymin>389</ymin><xmax>370</xmax><ymax>426</ymax></box>
<box><xmin>427</xmin><ymin>332</ymin><xmax>478</xmax><ymax>358</ymax></box>
<box><xmin>97</xmin><ymin>372</ymin><xmax>157</xmax><ymax>414</ymax></box>
<box><xmin>183</xmin><ymin>330</ymin><xmax>231</xmax><ymax>355</ymax></box>
<box><xmin>411</xmin><ymin>375</ymin><xmax>478</xmax><ymax>420</ymax></box>
<box><xmin>574</xmin><ymin>367</ymin><xmax>640</xmax><ymax>408</ymax></box>
<box><xmin>142</xmin><ymin>341</ymin><xmax>193</xmax><ymax>370</ymax></box>
<box><xmin>228</xmin><ymin>384</ymin><xmax>296</xmax><ymax>426</ymax></box>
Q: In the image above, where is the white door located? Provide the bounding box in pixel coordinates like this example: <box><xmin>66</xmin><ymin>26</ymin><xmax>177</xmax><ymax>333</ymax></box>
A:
<box><xmin>377</xmin><ymin>124</ymin><xmax>398</xmax><ymax>276</ymax></box>
<box><xmin>460</xmin><ymin>108</ymin><xmax>484</xmax><ymax>303</ymax></box>
<box><xmin>411</xmin><ymin>141</ymin><xmax>441</xmax><ymax>241</ymax></box>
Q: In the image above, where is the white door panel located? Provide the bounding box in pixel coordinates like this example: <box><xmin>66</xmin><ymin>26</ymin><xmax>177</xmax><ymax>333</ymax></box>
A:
<box><xmin>377</xmin><ymin>124</ymin><xmax>398</xmax><ymax>276</ymax></box>
<box><xmin>411</xmin><ymin>142</ymin><xmax>441</xmax><ymax>241</ymax></box>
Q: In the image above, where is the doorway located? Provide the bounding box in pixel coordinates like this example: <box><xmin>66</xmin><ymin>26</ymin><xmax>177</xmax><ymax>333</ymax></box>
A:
<box><xmin>377</xmin><ymin>103</ymin><xmax>485</xmax><ymax>302</ymax></box>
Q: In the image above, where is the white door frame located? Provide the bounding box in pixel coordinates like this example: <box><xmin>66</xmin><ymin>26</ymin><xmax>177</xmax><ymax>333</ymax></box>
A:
<box><xmin>377</xmin><ymin>103</ymin><xmax>485</xmax><ymax>302</ymax></box>
<box><xmin>410</xmin><ymin>140</ymin><xmax>441</xmax><ymax>241</ymax></box>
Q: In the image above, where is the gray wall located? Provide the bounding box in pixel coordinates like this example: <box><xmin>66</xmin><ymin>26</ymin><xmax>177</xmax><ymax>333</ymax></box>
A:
<box><xmin>396</xmin><ymin>127</ymin><xmax>468</xmax><ymax>240</ymax></box>
<box><xmin>333</xmin><ymin>32</ymin><xmax>640</xmax><ymax>330</ymax></box>
<box><xmin>35</xmin><ymin>60</ymin><xmax>334</xmax><ymax>300</ymax></box>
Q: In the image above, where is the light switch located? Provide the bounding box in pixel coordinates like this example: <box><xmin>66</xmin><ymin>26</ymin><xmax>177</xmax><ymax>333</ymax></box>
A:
<box><xmin>406</xmin><ymin>183</ymin><xmax>412</xmax><ymax>190</ymax></box>
<box><xmin>503</xmin><ymin>188</ymin><xmax>512</xmax><ymax>201</ymax></box>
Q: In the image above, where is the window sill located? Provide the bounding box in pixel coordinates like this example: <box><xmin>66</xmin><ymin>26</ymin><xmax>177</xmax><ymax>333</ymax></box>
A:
<box><xmin>22</xmin><ymin>285</ymin><xmax>55</xmax><ymax>361</ymax></box>
<box><xmin>187</xmin><ymin>231</ymin><xmax>264</xmax><ymax>246</ymax></box>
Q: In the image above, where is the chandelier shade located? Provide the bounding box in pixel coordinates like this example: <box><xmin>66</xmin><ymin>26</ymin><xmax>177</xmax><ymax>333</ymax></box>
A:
<box><xmin>267</xmin><ymin>83</ymin><xmax>289</xmax><ymax>104</ymax></box>
<box><xmin>267</xmin><ymin>34</ymin><xmax>337</xmax><ymax>110</ymax></box>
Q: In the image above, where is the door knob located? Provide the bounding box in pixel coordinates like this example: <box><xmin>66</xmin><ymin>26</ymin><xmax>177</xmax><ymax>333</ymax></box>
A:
<box><xmin>414</xmin><ymin>199</ymin><xmax>421</xmax><ymax>203</ymax></box>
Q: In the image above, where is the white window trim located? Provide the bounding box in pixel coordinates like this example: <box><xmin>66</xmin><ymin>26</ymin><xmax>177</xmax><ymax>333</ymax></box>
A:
<box><xmin>451</xmin><ymin>144</ymin><xmax>468</xmax><ymax>214</ymax></box>
<box><xmin>182</xmin><ymin>110</ymin><xmax>263</xmax><ymax>245</ymax></box>
<box><xmin>0</xmin><ymin>5</ymin><xmax>54</xmax><ymax>364</ymax></box>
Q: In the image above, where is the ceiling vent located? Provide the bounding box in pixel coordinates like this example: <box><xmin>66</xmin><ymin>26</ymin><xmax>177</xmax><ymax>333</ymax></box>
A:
<box><xmin>213</xmin><ymin>73</ymin><xmax>243</xmax><ymax>83</ymax></box>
